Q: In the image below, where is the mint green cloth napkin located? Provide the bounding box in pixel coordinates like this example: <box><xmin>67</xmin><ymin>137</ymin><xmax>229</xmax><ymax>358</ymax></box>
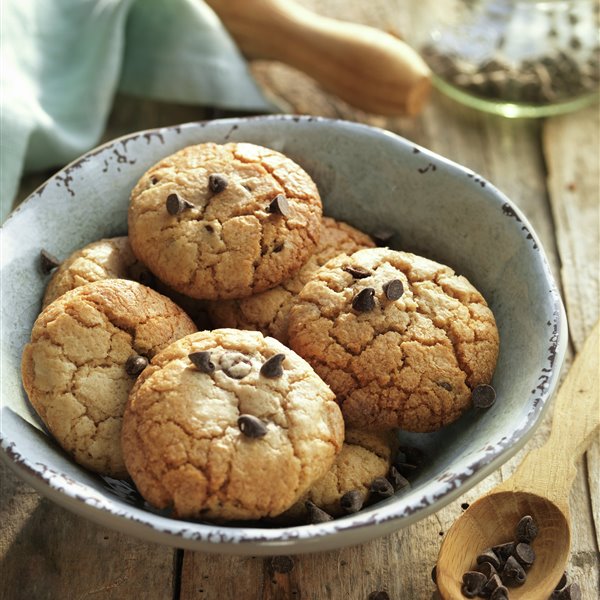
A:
<box><xmin>0</xmin><ymin>0</ymin><xmax>272</xmax><ymax>222</ymax></box>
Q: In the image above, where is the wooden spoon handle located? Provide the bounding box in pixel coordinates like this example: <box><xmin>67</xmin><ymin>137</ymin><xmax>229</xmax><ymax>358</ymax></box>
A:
<box><xmin>205</xmin><ymin>0</ymin><xmax>431</xmax><ymax>116</ymax></box>
<box><xmin>504</xmin><ymin>321</ymin><xmax>600</xmax><ymax>505</ymax></box>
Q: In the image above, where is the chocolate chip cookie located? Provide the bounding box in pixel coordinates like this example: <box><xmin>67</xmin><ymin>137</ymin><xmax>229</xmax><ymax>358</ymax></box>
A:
<box><xmin>42</xmin><ymin>237</ymin><xmax>151</xmax><ymax>307</ymax></box>
<box><xmin>128</xmin><ymin>142</ymin><xmax>322</xmax><ymax>300</ymax></box>
<box><xmin>121</xmin><ymin>329</ymin><xmax>345</xmax><ymax>521</ymax></box>
<box><xmin>207</xmin><ymin>217</ymin><xmax>374</xmax><ymax>343</ymax></box>
<box><xmin>21</xmin><ymin>279</ymin><xmax>197</xmax><ymax>477</ymax></box>
<box><xmin>288</xmin><ymin>248</ymin><xmax>499</xmax><ymax>432</ymax></box>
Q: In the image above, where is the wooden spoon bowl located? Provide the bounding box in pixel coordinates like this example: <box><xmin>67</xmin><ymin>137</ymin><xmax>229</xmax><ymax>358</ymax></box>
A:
<box><xmin>437</xmin><ymin>321</ymin><xmax>599</xmax><ymax>600</ymax></box>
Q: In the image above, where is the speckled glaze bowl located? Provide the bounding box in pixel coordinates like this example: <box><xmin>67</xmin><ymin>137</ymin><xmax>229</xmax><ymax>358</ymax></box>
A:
<box><xmin>0</xmin><ymin>116</ymin><xmax>567</xmax><ymax>555</ymax></box>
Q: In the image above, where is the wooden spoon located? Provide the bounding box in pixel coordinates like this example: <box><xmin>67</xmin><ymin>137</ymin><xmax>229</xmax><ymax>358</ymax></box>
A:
<box><xmin>436</xmin><ymin>321</ymin><xmax>599</xmax><ymax>600</ymax></box>
<box><xmin>205</xmin><ymin>0</ymin><xmax>431</xmax><ymax>116</ymax></box>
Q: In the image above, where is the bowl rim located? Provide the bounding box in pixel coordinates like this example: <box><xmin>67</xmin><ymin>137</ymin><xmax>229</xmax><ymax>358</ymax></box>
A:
<box><xmin>0</xmin><ymin>114</ymin><xmax>568</xmax><ymax>554</ymax></box>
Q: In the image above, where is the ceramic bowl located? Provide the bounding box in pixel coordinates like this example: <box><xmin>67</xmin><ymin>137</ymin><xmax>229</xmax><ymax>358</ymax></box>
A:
<box><xmin>0</xmin><ymin>115</ymin><xmax>567</xmax><ymax>555</ymax></box>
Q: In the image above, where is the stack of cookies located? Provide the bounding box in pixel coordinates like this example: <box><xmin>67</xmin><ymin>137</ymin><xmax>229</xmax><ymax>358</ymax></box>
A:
<box><xmin>22</xmin><ymin>141</ymin><xmax>499</xmax><ymax>525</ymax></box>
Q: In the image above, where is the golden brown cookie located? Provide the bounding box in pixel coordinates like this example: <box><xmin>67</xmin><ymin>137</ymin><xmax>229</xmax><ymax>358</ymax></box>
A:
<box><xmin>207</xmin><ymin>217</ymin><xmax>374</xmax><ymax>343</ymax></box>
<box><xmin>288</xmin><ymin>248</ymin><xmax>499</xmax><ymax>432</ymax></box>
<box><xmin>282</xmin><ymin>429</ymin><xmax>397</xmax><ymax>521</ymax></box>
<box><xmin>42</xmin><ymin>237</ymin><xmax>151</xmax><ymax>307</ymax></box>
<box><xmin>21</xmin><ymin>279</ymin><xmax>197</xmax><ymax>478</ymax></box>
<box><xmin>128</xmin><ymin>142</ymin><xmax>322</xmax><ymax>300</ymax></box>
<box><xmin>121</xmin><ymin>329</ymin><xmax>345</xmax><ymax>521</ymax></box>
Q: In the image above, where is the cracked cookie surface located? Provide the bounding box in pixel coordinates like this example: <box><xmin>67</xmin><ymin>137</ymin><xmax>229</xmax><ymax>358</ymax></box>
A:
<box><xmin>207</xmin><ymin>217</ymin><xmax>374</xmax><ymax>344</ymax></box>
<box><xmin>43</xmin><ymin>237</ymin><xmax>151</xmax><ymax>307</ymax></box>
<box><xmin>288</xmin><ymin>248</ymin><xmax>499</xmax><ymax>432</ymax></box>
<box><xmin>281</xmin><ymin>429</ymin><xmax>397</xmax><ymax>521</ymax></box>
<box><xmin>121</xmin><ymin>328</ymin><xmax>344</xmax><ymax>521</ymax></box>
<box><xmin>21</xmin><ymin>279</ymin><xmax>197</xmax><ymax>478</ymax></box>
<box><xmin>128</xmin><ymin>142</ymin><xmax>322</xmax><ymax>300</ymax></box>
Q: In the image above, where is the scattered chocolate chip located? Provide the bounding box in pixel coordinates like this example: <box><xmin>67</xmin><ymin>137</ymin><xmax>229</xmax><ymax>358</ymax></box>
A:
<box><xmin>513</xmin><ymin>542</ymin><xmax>535</xmax><ymax>568</ymax></box>
<box><xmin>476</xmin><ymin>560</ymin><xmax>497</xmax><ymax>579</ymax></box>
<box><xmin>205</xmin><ymin>224</ymin><xmax>214</xmax><ymax>233</ymax></box>
<box><xmin>166</xmin><ymin>193</ymin><xmax>194</xmax><ymax>215</ymax></box>
<box><xmin>482</xmin><ymin>573</ymin><xmax>503</xmax><ymax>597</ymax></box>
<box><xmin>367</xmin><ymin>592</ymin><xmax>389</xmax><ymax>600</ymax></box>
<box><xmin>352</xmin><ymin>287</ymin><xmax>376</xmax><ymax>312</ymax></box>
<box><xmin>150</xmin><ymin>176</ymin><xmax>159</xmax><ymax>185</ymax></box>
<box><xmin>383</xmin><ymin>279</ymin><xmax>404</xmax><ymax>300</ymax></box>
<box><xmin>372</xmin><ymin>229</ymin><xmax>394</xmax><ymax>247</ymax></box>
<box><xmin>489</xmin><ymin>585</ymin><xmax>509</xmax><ymax>600</ymax></box>
<box><xmin>492</xmin><ymin>542</ymin><xmax>515</xmax><ymax>564</ymax></box>
<box><xmin>340</xmin><ymin>489</ymin><xmax>364</xmax><ymax>513</ymax></box>
<box><xmin>305</xmin><ymin>500</ymin><xmax>333</xmax><ymax>524</ymax></box>
<box><xmin>238</xmin><ymin>414</ymin><xmax>267</xmax><ymax>438</ymax></box>
<box><xmin>476</xmin><ymin>549</ymin><xmax>501</xmax><ymax>570</ymax></box>
<box><xmin>40</xmin><ymin>249</ymin><xmax>61</xmax><ymax>274</ymax></box>
<box><xmin>515</xmin><ymin>515</ymin><xmax>539</xmax><ymax>543</ymax></box>
<box><xmin>188</xmin><ymin>351</ymin><xmax>215</xmax><ymax>374</ymax></box>
<box><xmin>554</xmin><ymin>572</ymin><xmax>568</xmax><ymax>591</ymax></box>
<box><xmin>268</xmin><ymin>194</ymin><xmax>290</xmax><ymax>216</ymax></box>
<box><xmin>273</xmin><ymin>243</ymin><xmax>284</xmax><ymax>253</ymax></box>
<box><xmin>125</xmin><ymin>354</ymin><xmax>148</xmax><ymax>378</ymax></box>
<box><xmin>437</xmin><ymin>381</ymin><xmax>453</xmax><ymax>391</ymax></box>
<box><xmin>388</xmin><ymin>466</ymin><xmax>410</xmax><ymax>491</ymax></box>
<box><xmin>461</xmin><ymin>571</ymin><xmax>487</xmax><ymax>597</ymax></box>
<box><xmin>431</xmin><ymin>565</ymin><xmax>437</xmax><ymax>584</ymax></box>
<box><xmin>220</xmin><ymin>352</ymin><xmax>252</xmax><ymax>379</ymax></box>
<box><xmin>208</xmin><ymin>173</ymin><xmax>228</xmax><ymax>194</ymax></box>
<box><xmin>342</xmin><ymin>265</ymin><xmax>371</xmax><ymax>279</ymax></box>
<box><xmin>472</xmin><ymin>384</ymin><xmax>497</xmax><ymax>408</ymax></box>
<box><xmin>369</xmin><ymin>477</ymin><xmax>394</xmax><ymax>498</ymax></box>
<box><xmin>500</xmin><ymin>555</ymin><xmax>526</xmax><ymax>586</ymax></box>
<box><xmin>260</xmin><ymin>353</ymin><xmax>286</xmax><ymax>378</ymax></box>
<box><xmin>269</xmin><ymin>555</ymin><xmax>294</xmax><ymax>574</ymax></box>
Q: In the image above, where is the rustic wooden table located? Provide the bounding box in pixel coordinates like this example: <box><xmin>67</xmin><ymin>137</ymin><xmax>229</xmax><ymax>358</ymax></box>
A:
<box><xmin>2</xmin><ymin>2</ymin><xmax>598</xmax><ymax>598</ymax></box>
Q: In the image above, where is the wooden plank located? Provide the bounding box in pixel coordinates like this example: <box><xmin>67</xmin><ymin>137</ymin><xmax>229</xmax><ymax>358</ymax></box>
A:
<box><xmin>0</xmin><ymin>461</ymin><xmax>176</xmax><ymax>600</ymax></box>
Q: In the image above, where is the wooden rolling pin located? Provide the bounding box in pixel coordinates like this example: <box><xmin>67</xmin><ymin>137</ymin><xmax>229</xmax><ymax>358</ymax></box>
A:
<box><xmin>205</xmin><ymin>0</ymin><xmax>431</xmax><ymax>116</ymax></box>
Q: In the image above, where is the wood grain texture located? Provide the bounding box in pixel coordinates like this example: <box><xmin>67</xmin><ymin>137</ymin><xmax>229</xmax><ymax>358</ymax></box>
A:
<box><xmin>3</xmin><ymin>0</ymin><xmax>599</xmax><ymax>599</ymax></box>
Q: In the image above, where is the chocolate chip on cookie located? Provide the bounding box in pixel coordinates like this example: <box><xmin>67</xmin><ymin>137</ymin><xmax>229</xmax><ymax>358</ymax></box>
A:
<box><xmin>208</xmin><ymin>173</ymin><xmax>228</xmax><ymax>194</ymax></box>
<box><xmin>343</xmin><ymin>265</ymin><xmax>371</xmax><ymax>279</ymax></box>
<box><xmin>352</xmin><ymin>287</ymin><xmax>376</xmax><ymax>312</ymax></box>
<box><xmin>383</xmin><ymin>279</ymin><xmax>404</xmax><ymax>300</ymax></box>
<box><xmin>125</xmin><ymin>354</ymin><xmax>149</xmax><ymax>378</ymax></box>
<box><xmin>189</xmin><ymin>351</ymin><xmax>215</xmax><ymax>373</ymax></box>
<box><xmin>260</xmin><ymin>353</ymin><xmax>286</xmax><ymax>378</ymax></box>
<box><xmin>340</xmin><ymin>489</ymin><xmax>364</xmax><ymax>514</ymax></box>
<box><xmin>238</xmin><ymin>414</ymin><xmax>268</xmax><ymax>438</ymax></box>
<box><xmin>267</xmin><ymin>194</ymin><xmax>291</xmax><ymax>216</ymax></box>
<box><xmin>166</xmin><ymin>193</ymin><xmax>194</xmax><ymax>215</ymax></box>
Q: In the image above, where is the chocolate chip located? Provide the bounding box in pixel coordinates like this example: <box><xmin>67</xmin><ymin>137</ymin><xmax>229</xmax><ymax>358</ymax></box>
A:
<box><xmin>340</xmin><ymin>489</ymin><xmax>363</xmax><ymax>513</ymax></box>
<box><xmin>388</xmin><ymin>466</ymin><xmax>410</xmax><ymax>491</ymax></box>
<box><xmin>489</xmin><ymin>585</ymin><xmax>509</xmax><ymax>600</ymax></box>
<box><xmin>554</xmin><ymin>572</ymin><xmax>568</xmax><ymax>591</ymax></box>
<box><xmin>238</xmin><ymin>414</ymin><xmax>267</xmax><ymax>438</ymax></box>
<box><xmin>150</xmin><ymin>176</ymin><xmax>159</xmax><ymax>185</ymax></box>
<box><xmin>476</xmin><ymin>549</ymin><xmax>501</xmax><ymax>570</ymax></box>
<box><xmin>383</xmin><ymin>279</ymin><xmax>404</xmax><ymax>300</ymax></box>
<box><xmin>267</xmin><ymin>194</ymin><xmax>290</xmax><ymax>216</ymax></box>
<box><xmin>491</xmin><ymin>542</ymin><xmax>515</xmax><ymax>564</ymax></box>
<box><xmin>431</xmin><ymin>565</ymin><xmax>437</xmax><ymax>584</ymax></box>
<box><xmin>461</xmin><ymin>502</ymin><xmax>470</xmax><ymax>511</ymax></box>
<box><xmin>125</xmin><ymin>354</ymin><xmax>148</xmax><ymax>377</ymax></box>
<box><xmin>481</xmin><ymin>573</ymin><xmax>502</xmax><ymax>597</ymax></box>
<box><xmin>556</xmin><ymin>583</ymin><xmax>581</xmax><ymax>600</ymax></box>
<box><xmin>342</xmin><ymin>265</ymin><xmax>371</xmax><ymax>279</ymax></box>
<box><xmin>515</xmin><ymin>515</ymin><xmax>539</xmax><ymax>543</ymax></box>
<box><xmin>220</xmin><ymin>352</ymin><xmax>252</xmax><ymax>379</ymax></box>
<box><xmin>369</xmin><ymin>477</ymin><xmax>394</xmax><ymax>498</ymax></box>
<box><xmin>437</xmin><ymin>381</ymin><xmax>453</xmax><ymax>391</ymax></box>
<box><xmin>461</xmin><ymin>571</ymin><xmax>486</xmax><ymax>597</ymax></box>
<box><xmin>500</xmin><ymin>555</ymin><xmax>526</xmax><ymax>586</ymax></box>
<box><xmin>476</xmin><ymin>561</ymin><xmax>498</xmax><ymax>579</ymax></box>
<box><xmin>40</xmin><ymin>249</ymin><xmax>61</xmax><ymax>274</ymax></box>
<box><xmin>166</xmin><ymin>193</ymin><xmax>193</xmax><ymax>214</ymax></box>
<box><xmin>472</xmin><ymin>384</ymin><xmax>497</xmax><ymax>408</ymax></box>
<box><xmin>305</xmin><ymin>500</ymin><xmax>333</xmax><ymax>524</ymax></box>
<box><xmin>269</xmin><ymin>555</ymin><xmax>294</xmax><ymax>574</ymax></box>
<box><xmin>208</xmin><ymin>173</ymin><xmax>228</xmax><ymax>194</ymax></box>
<box><xmin>205</xmin><ymin>224</ymin><xmax>214</xmax><ymax>233</ymax></box>
<box><xmin>188</xmin><ymin>351</ymin><xmax>215</xmax><ymax>374</ymax></box>
<box><xmin>513</xmin><ymin>542</ymin><xmax>535</xmax><ymax>568</ymax></box>
<box><xmin>273</xmin><ymin>243</ymin><xmax>284</xmax><ymax>253</ymax></box>
<box><xmin>372</xmin><ymin>229</ymin><xmax>394</xmax><ymax>247</ymax></box>
<box><xmin>352</xmin><ymin>287</ymin><xmax>376</xmax><ymax>312</ymax></box>
<box><xmin>260</xmin><ymin>353</ymin><xmax>286</xmax><ymax>378</ymax></box>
